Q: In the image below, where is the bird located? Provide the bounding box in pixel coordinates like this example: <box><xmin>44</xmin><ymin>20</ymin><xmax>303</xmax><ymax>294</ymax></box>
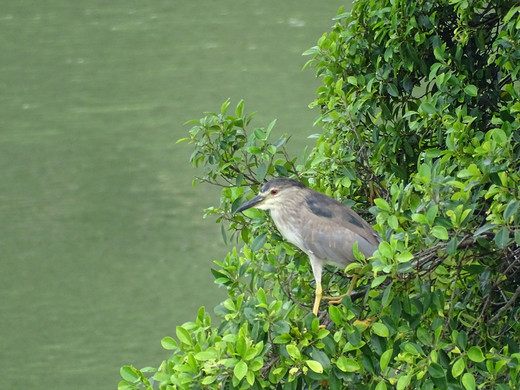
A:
<box><xmin>235</xmin><ymin>178</ymin><xmax>381</xmax><ymax>316</ymax></box>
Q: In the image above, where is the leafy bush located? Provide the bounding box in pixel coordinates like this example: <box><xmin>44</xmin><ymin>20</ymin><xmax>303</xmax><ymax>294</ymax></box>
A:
<box><xmin>120</xmin><ymin>1</ymin><xmax>520</xmax><ymax>389</ymax></box>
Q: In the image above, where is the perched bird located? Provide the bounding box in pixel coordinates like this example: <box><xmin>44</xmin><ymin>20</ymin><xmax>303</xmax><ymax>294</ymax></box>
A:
<box><xmin>235</xmin><ymin>178</ymin><xmax>381</xmax><ymax>316</ymax></box>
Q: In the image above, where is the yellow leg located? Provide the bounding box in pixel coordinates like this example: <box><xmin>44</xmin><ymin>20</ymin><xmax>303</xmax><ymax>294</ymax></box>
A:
<box><xmin>313</xmin><ymin>281</ymin><xmax>323</xmax><ymax>316</ymax></box>
<box><xmin>322</xmin><ymin>273</ymin><xmax>359</xmax><ymax>305</ymax></box>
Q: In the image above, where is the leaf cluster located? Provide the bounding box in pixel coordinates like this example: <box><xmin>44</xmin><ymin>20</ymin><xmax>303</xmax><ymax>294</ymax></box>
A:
<box><xmin>120</xmin><ymin>2</ymin><xmax>520</xmax><ymax>389</ymax></box>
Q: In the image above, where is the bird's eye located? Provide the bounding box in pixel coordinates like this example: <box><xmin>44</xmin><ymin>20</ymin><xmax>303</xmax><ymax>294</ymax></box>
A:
<box><xmin>270</xmin><ymin>189</ymin><xmax>278</xmax><ymax>195</ymax></box>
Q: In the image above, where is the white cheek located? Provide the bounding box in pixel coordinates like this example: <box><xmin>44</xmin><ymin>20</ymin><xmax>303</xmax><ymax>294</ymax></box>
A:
<box><xmin>256</xmin><ymin>203</ymin><xmax>271</xmax><ymax>210</ymax></box>
<box><xmin>256</xmin><ymin>197</ymin><xmax>277</xmax><ymax>210</ymax></box>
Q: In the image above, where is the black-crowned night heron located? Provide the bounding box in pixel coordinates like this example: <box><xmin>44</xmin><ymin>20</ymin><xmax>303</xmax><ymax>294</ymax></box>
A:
<box><xmin>235</xmin><ymin>178</ymin><xmax>381</xmax><ymax>316</ymax></box>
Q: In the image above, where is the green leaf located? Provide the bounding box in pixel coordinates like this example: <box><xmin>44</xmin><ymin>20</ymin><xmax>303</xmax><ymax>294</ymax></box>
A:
<box><xmin>372</xmin><ymin>322</ymin><xmax>390</xmax><ymax>338</ymax></box>
<box><xmin>328</xmin><ymin>305</ymin><xmax>343</xmax><ymax>325</ymax></box>
<box><xmin>387</xmin><ymin>83</ymin><xmax>399</xmax><ymax>97</ymax></box>
<box><xmin>273</xmin><ymin>333</ymin><xmax>292</xmax><ymax>344</ymax></box>
<box><xmin>305</xmin><ymin>360</ymin><xmax>323</xmax><ymax>373</ymax></box>
<box><xmin>256</xmin><ymin>162</ymin><xmax>267</xmax><ymax>181</ymax></box>
<box><xmin>251</xmin><ymin>232</ymin><xmax>267</xmax><ymax>251</ymax></box>
<box><xmin>473</xmin><ymin>223</ymin><xmax>496</xmax><ymax>237</ymax></box>
<box><xmin>388</xmin><ymin>215</ymin><xmax>399</xmax><ymax>230</ymax></box>
<box><xmin>272</xmin><ymin>320</ymin><xmax>290</xmax><ymax>336</ymax></box>
<box><xmin>381</xmin><ymin>282</ymin><xmax>393</xmax><ymax>307</ymax></box>
<box><xmin>234</xmin><ymin>360</ymin><xmax>248</xmax><ymax>381</ymax></box>
<box><xmin>249</xmin><ymin>356</ymin><xmax>264</xmax><ymax>371</ymax></box>
<box><xmin>274</xmin><ymin>164</ymin><xmax>288</xmax><ymax>176</ymax></box>
<box><xmin>504</xmin><ymin>200</ymin><xmax>519</xmax><ymax>221</ymax></box>
<box><xmin>433</xmin><ymin>45</ymin><xmax>445</xmax><ymax>61</ymax></box>
<box><xmin>462</xmin><ymin>372</ymin><xmax>476</xmax><ymax>390</ymax></box>
<box><xmin>347</xmin><ymin>76</ymin><xmax>358</xmax><ymax>86</ymax></box>
<box><xmin>286</xmin><ymin>344</ymin><xmax>301</xmax><ymax>361</ymax></box>
<box><xmin>273</xmin><ymin>137</ymin><xmax>287</xmax><ymax>149</ymax></box>
<box><xmin>375</xmin><ymin>381</ymin><xmax>387</xmax><ymax>390</ymax></box>
<box><xmin>396</xmin><ymin>251</ymin><xmax>413</xmax><ymax>263</ymax></box>
<box><xmin>378</xmin><ymin>241</ymin><xmax>394</xmax><ymax>258</ymax></box>
<box><xmin>452</xmin><ymin>357</ymin><xmax>465</xmax><ymax>378</ymax></box>
<box><xmin>511</xmin><ymin>101</ymin><xmax>520</xmax><ymax>113</ymax></box>
<box><xmin>246</xmin><ymin>370</ymin><xmax>255</xmax><ymax>386</ymax></box>
<box><xmin>195</xmin><ymin>348</ymin><xmax>217</xmax><ymax>361</ymax></box>
<box><xmin>120</xmin><ymin>366</ymin><xmax>140</xmax><ymax>382</ymax></box>
<box><xmin>317</xmin><ymin>328</ymin><xmax>330</xmax><ymax>339</ymax></box>
<box><xmin>346</xmin><ymin>326</ymin><xmax>362</xmax><ymax>347</ymax></box>
<box><xmin>412</xmin><ymin>213</ymin><xmax>430</xmax><ymax>225</ymax></box>
<box><xmin>456</xmin><ymin>331</ymin><xmax>468</xmax><ymax>349</ymax></box>
<box><xmin>446</xmin><ymin>237</ymin><xmax>458</xmax><ymax>254</ymax></box>
<box><xmin>494</xmin><ymin>227</ymin><xmax>510</xmax><ymax>249</ymax></box>
<box><xmin>235</xmin><ymin>99</ymin><xmax>244</xmax><ymax>117</ymax></box>
<box><xmin>467</xmin><ymin>346</ymin><xmax>485</xmax><ymax>362</ymax></box>
<box><xmin>420</xmin><ymin>101</ymin><xmax>436</xmax><ymax>115</ymax></box>
<box><xmin>257</xmin><ymin>288</ymin><xmax>267</xmax><ymax>306</ymax></box>
<box><xmin>396</xmin><ymin>374</ymin><xmax>411</xmax><ymax>390</ymax></box>
<box><xmin>428</xmin><ymin>362</ymin><xmax>445</xmax><ymax>378</ymax></box>
<box><xmin>176</xmin><ymin>326</ymin><xmax>193</xmax><ymax>346</ymax></box>
<box><xmin>160</xmin><ymin>336</ymin><xmax>178</xmax><ymax>350</ymax></box>
<box><xmin>416</xmin><ymin>327</ymin><xmax>432</xmax><ymax>345</ymax></box>
<box><xmin>254</xmin><ymin>128</ymin><xmax>266</xmax><ymax>140</ymax></box>
<box><xmin>336</xmin><ymin>356</ymin><xmax>361</xmax><ymax>372</ymax></box>
<box><xmin>371</xmin><ymin>274</ymin><xmax>387</xmax><ymax>288</ymax></box>
<box><xmin>201</xmin><ymin>375</ymin><xmax>217</xmax><ymax>385</ymax></box>
<box><xmin>236</xmin><ymin>336</ymin><xmax>247</xmax><ymax>358</ymax></box>
<box><xmin>374</xmin><ymin>198</ymin><xmax>391</xmax><ymax>211</ymax></box>
<box><xmin>464</xmin><ymin>84</ymin><xmax>478</xmax><ymax>96</ymax></box>
<box><xmin>220</xmin><ymin>223</ymin><xmax>227</xmax><ymax>244</ymax></box>
<box><xmin>380</xmin><ymin>348</ymin><xmax>393</xmax><ymax>372</ymax></box>
<box><xmin>248</xmin><ymin>145</ymin><xmax>262</xmax><ymax>154</ymax></box>
<box><xmin>404</xmin><ymin>343</ymin><xmax>420</xmax><ymax>355</ymax></box>
<box><xmin>220</xmin><ymin>98</ymin><xmax>230</xmax><ymax>114</ymax></box>
<box><xmin>311</xmin><ymin>347</ymin><xmax>331</xmax><ymax>370</ymax></box>
<box><xmin>431</xmin><ymin>225</ymin><xmax>449</xmax><ymax>240</ymax></box>
<box><xmin>302</xmin><ymin>46</ymin><xmax>319</xmax><ymax>56</ymax></box>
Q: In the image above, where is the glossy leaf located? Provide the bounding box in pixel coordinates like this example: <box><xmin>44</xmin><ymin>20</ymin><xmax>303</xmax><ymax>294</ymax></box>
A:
<box><xmin>286</xmin><ymin>344</ymin><xmax>301</xmax><ymax>361</ymax></box>
<box><xmin>452</xmin><ymin>357</ymin><xmax>465</xmax><ymax>378</ymax></box>
<box><xmin>380</xmin><ymin>348</ymin><xmax>393</xmax><ymax>372</ymax></box>
<box><xmin>467</xmin><ymin>346</ymin><xmax>485</xmax><ymax>363</ymax></box>
<box><xmin>431</xmin><ymin>225</ymin><xmax>449</xmax><ymax>240</ymax></box>
<box><xmin>464</xmin><ymin>85</ymin><xmax>478</xmax><ymax>97</ymax></box>
<box><xmin>336</xmin><ymin>356</ymin><xmax>361</xmax><ymax>372</ymax></box>
<box><xmin>372</xmin><ymin>322</ymin><xmax>390</xmax><ymax>338</ymax></box>
<box><xmin>234</xmin><ymin>360</ymin><xmax>248</xmax><ymax>381</ymax></box>
<box><xmin>175</xmin><ymin>326</ymin><xmax>193</xmax><ymax>346</ymax></box>
<box><xmin>462</xmin><ymin>372</ymin><xmax>476</xmax><ymax>390</ymax></box>
<box><xmin>305</xmin><ymin>360</ymin><xmax>323</xmax><ymax>373</ymax></box>
<box><xmin>161</xmin><ymin>336</ymin><xmax>178</xmax><ymax>350</ymax></box>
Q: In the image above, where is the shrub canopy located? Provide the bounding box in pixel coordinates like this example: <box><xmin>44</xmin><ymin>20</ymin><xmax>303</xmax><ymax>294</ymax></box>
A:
<box><xmin>120</xmin><ymin>1</ymin><xmax>520</xmax><ymax>389</ymax></box>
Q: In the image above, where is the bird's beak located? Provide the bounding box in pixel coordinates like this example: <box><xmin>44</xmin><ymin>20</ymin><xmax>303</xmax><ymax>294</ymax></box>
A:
<box><xmin>235</xmin><ymin>194</ymin><xmax>265</xmax><ymax>214</ymax></box>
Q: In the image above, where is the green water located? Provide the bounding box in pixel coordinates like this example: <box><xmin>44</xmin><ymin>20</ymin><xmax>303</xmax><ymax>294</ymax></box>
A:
<box><xmin>0</xmin><ymin>1</ymin><xmax>342</xmax><ymax>388</ymax></box>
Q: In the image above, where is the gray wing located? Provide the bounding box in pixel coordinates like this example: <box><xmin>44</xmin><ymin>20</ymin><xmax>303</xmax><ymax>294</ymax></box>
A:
<box><xmin>302</xmin><ymin>190</ymin><xmax>381</xmax><ymax>266</ymax></box>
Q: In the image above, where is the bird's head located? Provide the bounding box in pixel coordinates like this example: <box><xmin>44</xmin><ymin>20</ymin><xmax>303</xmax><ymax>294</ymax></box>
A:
<box><xmin>235</xmin><ymin>178</ymin><xmax>306</xmax><ymax>213</ymax></box>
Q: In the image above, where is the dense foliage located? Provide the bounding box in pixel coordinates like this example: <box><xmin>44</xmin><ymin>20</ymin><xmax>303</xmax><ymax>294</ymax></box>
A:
<box><xmin>120</xmin><ymin>1</ymin><xmax>520</xmax><ymax>389</ymax></box>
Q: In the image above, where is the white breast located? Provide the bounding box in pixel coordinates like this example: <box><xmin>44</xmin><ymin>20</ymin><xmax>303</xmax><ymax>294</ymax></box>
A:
<box><xmin>270</xmin><ymin>208</ymin><xmax>306</xmax><ymax>252</ymax></box>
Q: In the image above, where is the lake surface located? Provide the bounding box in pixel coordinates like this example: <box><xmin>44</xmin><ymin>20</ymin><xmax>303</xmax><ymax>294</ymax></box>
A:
<box><xmin>0</xmin><ymin>1</ymin><xmax>343</xmax><ymax>388</ymax></box>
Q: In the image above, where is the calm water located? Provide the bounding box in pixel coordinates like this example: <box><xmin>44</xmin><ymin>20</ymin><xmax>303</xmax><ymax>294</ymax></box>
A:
<box><xmin>0</xmin><ymin>1</ymin><xmax>342</xmax><ymax>388</ymax></box>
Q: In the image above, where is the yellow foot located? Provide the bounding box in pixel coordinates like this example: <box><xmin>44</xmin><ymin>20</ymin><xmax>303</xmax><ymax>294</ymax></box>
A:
<box><xmin>322</xmin><ymin>293</ymin><xmax>349</xmax><ymax>306</ymax></box>
<box><xmin>322</xmin><ymin>274</ymin><xmax>359</xmax><ymax>306</ymax></box>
